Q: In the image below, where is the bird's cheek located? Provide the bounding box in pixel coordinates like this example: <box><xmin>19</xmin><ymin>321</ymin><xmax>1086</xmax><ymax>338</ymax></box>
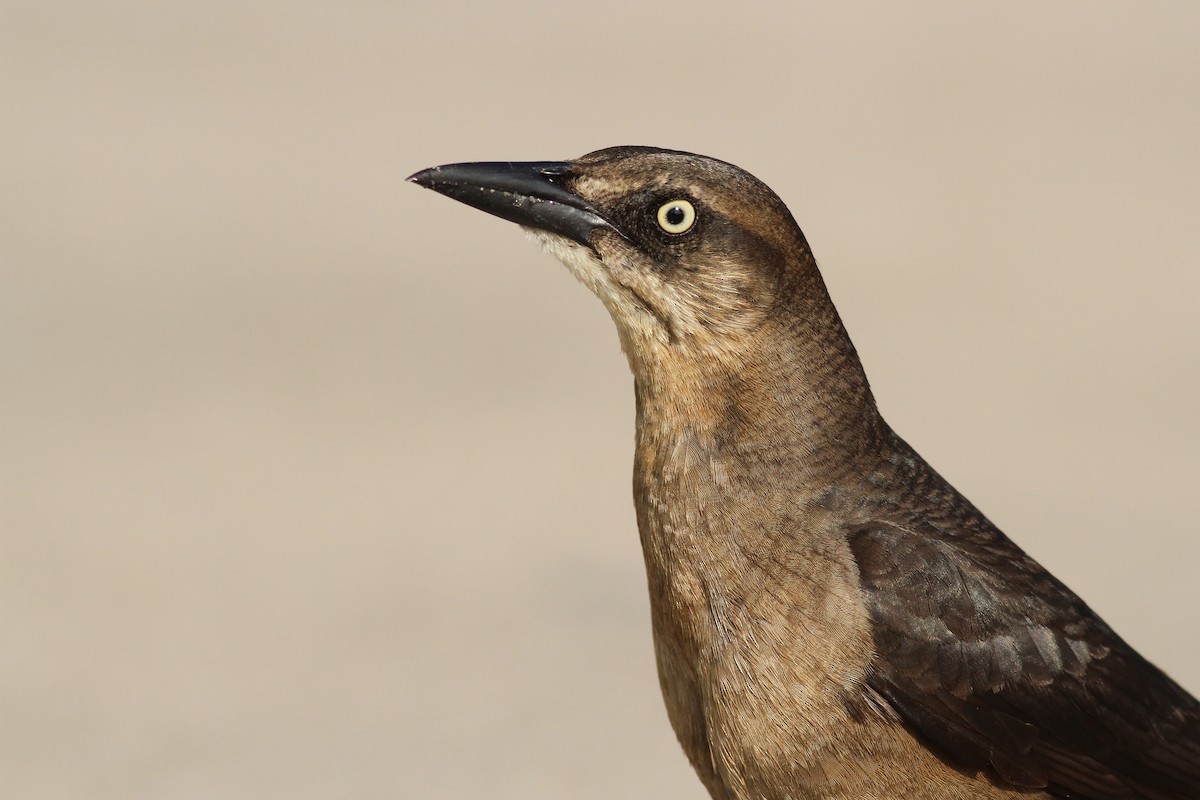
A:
<box><xmin>590</xmin><ymin>227</ymin><xmax>633</xmax><ymax>265</ymax></box>
<box><xmin>587</xmin><ymin>238</ymin><xmax>647</xmax><ymax>287</ymax></box>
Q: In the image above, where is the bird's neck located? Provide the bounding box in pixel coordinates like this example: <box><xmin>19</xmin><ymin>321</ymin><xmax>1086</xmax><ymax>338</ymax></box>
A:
<box><xmin>630</xmin><ymin>312</ymin><xmax>879</xmax><ymax>568</ymax></box>
<box><xmin>629</xmin><ymin>316</ymin><xmax>883</xmax><ymax>491</ymax></box>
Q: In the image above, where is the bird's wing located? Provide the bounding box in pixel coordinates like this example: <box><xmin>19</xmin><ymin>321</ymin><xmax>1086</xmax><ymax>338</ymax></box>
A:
<box><xmin>847</xmin><ymin>518</ymin><xmax>1200</xmax><ymax>799</ymax></box>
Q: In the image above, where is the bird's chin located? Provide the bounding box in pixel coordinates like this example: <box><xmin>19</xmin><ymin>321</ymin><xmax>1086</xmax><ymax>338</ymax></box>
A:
<box><xmin>524</xmin><ymin>227</ymin><xmax>676</xmax><ymax>347</ymax></box>
<box><xmin>525</xmin><ymin>227</ymin><xmax>623</xmax><ymax>308</ymax></box>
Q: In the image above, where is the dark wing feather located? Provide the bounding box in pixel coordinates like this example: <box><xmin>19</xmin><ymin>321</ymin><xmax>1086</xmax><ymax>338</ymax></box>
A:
<box><xmin>847</xmin><ymin>473</ymin><xmax>1200</xmax><ymax>799</ymax></box>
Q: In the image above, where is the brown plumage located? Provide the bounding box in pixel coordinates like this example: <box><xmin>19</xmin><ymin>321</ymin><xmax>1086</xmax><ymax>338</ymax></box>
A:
<box><xmin>409</xmin><ymin>147</ymin><xmax>1200</xmax><ymax>799</ymax></box>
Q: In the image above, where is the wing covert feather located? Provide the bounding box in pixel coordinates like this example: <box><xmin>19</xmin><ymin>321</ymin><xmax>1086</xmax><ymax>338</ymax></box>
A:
<box><xmin>848</xmin><ymin>519</ymin><xmax>1200</xmax><ymax>799</ymax></box>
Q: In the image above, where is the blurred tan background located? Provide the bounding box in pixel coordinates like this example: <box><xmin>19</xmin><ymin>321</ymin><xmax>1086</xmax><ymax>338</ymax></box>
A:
<box><xmin>3</xmin><ymin>3</ymin><xmax>1198</xmax><ymax>798</ymax></box>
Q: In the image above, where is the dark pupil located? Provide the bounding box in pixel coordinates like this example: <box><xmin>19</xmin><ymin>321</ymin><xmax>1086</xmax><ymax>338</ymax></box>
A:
<box><xmin>665</xmin><ymin>205</ymin><xmax>686</xmax><ymax>226</ymax></box>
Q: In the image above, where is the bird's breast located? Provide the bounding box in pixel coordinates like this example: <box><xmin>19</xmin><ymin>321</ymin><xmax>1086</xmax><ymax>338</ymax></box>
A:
<box><xmin>632</xmin><ymin>432</ymin><xmax>893</xmax><ymax>797</ymax></box>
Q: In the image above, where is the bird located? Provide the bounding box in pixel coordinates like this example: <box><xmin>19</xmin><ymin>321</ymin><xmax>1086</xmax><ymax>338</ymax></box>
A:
<box><xmin>409</xmin><ymin>147</ymin><xmax>1200</xmax><ymax>799</ymax></box>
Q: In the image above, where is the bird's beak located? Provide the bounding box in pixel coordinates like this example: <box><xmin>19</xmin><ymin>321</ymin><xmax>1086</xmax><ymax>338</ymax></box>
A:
<box><xmin>408</xmin><ymin>161</ymin><xmax>612</xmax><ymax>250</ymax></box>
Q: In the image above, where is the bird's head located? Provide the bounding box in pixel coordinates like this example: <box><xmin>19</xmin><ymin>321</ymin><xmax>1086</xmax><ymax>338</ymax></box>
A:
<box><xmin>410</xmin><ymin>147</ymin><xmax>832</xmax><ymax>371</ymax></box>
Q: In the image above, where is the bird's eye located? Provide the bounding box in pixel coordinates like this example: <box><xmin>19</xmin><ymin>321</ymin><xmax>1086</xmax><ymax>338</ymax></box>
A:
<box><xmin>656</xmin><ymin>200</ymin><xmax>696</xmax><ymax>234</ymax></box>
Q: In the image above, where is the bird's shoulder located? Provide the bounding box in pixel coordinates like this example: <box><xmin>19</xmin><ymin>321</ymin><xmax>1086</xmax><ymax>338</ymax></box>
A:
<box><xmin>842</xmin><ymin>439</ymin><xmax>1200</xmax><ymax>799</ymax></box>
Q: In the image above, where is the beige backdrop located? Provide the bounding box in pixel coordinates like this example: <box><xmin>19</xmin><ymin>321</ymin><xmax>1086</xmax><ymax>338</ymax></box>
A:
<box><xmin>4</xmin><ymin>3</ymin><xmax>1198</xmax><ymax>799</ymax></box>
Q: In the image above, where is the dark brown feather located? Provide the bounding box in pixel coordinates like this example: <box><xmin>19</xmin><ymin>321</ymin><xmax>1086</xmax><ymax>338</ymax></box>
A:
<box><xmin>848</xmin><ymin>434</ymin><xmax>1200</xmax><ymax>798</ymax></box>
